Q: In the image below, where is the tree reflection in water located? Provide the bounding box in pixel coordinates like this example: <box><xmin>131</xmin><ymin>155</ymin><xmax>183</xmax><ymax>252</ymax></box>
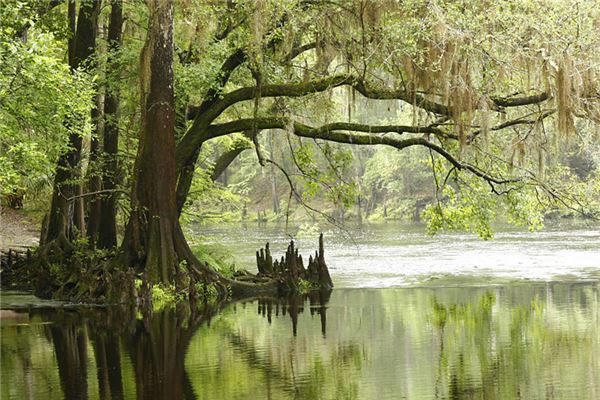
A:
<box><xmin>31</xmin><ymin>303</ymin><xmax>218</xmax><ymax>400</ymax></box>
<box><xmin>1</xmin><ymin>284</ymin><xmax>598</xmax><ymax>400</ymax></box>
<box><xmin>49</xmin><ymin>313</ymin><xmax>89</xmax><ymax>400</ymax></box>
<box><xmin>123</xmin><ymin>303</ymin><xmax>217</xmax><ymax>400</ymax></box>
<box><xmin>255</xmin><ymin>290</ymin><xmax>332</xmax><ymax>336</ymax></box>
<box><xmin>8</xmin><ymin>291</ymin><xmax>333</xmax><ymax>400</ymax></box>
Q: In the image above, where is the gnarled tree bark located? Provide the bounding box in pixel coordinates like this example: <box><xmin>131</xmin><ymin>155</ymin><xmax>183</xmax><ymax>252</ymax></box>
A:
<box><xmin>119</xmin><ymin>0</ymin><xmax>217</xmax><ymax>287</ymax></box>
<box><xmin>120</xmin><ymin>0</ymin><xmax>179</xmax><ymax>283</ymax></box>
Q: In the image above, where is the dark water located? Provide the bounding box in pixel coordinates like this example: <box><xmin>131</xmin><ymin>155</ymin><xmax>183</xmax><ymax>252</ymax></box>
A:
<box><xmin>1</xmin><ymin>284</ymin><xmax>599</xmax><ymax>399</ymax></box>
<box><xmin>2</xmin><ymin>223</ymin><xmax>600</xmax><ymax>399</ymax></box>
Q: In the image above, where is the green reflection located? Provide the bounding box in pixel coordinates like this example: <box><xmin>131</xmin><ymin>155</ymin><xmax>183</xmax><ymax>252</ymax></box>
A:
<box><xmin>1</xmin><ymin>283</ymin><xmax>598</xmax><ymax>400</ymax></box>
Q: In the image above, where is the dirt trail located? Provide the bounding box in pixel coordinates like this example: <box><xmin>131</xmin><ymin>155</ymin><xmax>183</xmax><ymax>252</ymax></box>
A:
<box><xmin>0</xmin><ymin>207</ymin><xmax>39</xmax><ymax>251</ymax></box>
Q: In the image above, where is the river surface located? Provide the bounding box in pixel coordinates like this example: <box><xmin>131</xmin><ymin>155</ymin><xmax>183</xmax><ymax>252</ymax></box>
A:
<box><xmin>1</xmin><ymin>222</ymin><xmax>599</xmax><ymax>399</ymax></box>
<box><xmin>199</xmin><ymin>221</ymin><xmax>600</xmax><ymax>287</ymax></box>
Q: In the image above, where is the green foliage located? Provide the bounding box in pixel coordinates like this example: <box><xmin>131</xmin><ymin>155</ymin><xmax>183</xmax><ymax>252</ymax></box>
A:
<box><xmin>423</xmin><ymin>183</ymin><xmax>496</xmax><ymax>240</ymax></box>
<box><xmin>0</xmin><ymin>1</ymin><xmax>94</xmax><ymax>196</ymax></box>
<box><xmin>504</xmin><ymin>189</ymin><xmax>545</xmax><ymax>232</ymax></box>
<box><xmin>194</xmin><ymin>282</ymin><xmax>221</xmax><ymax>303</ymax></box>
<box><xmin>151</xmin><ymin>283</ymin><xmax>185</xmax><ymax>311</ymax></box>
<box><xmin>190</xmin><ymin>241</ymin><xmax>237</xmax><ymax>278</ymax></box>
<box><xmin>181</xmin><ymin>135</ymin><xmax>251</xmax><ymax>220</ymax></box>
<box><xmin>3</xmin><ymin>0</ymin><xmax>600</xmax><ymax>265</ymax></box>
<box><xmin>362</xmin><ymin>146</ymin><xmax>433</xmax><ymax>220</ymax></box>
<box><xmin>293</xmin><ymin>140</ymin><xmax>358</xmax><ymax>209</ymax></box>
<box><xmin>149</xmin><ymin>280</ymin><xmax>221</xmax><ymax>310</ymax></box>
<box><xmin>297</xmin><ymin>278</ymin><xmax>318</xmax><ymax>294</ymax></box>
<box><xmin>71</xmin><ymin>236</ymin><xmax>113</xmax><ymax>264</ymax></box>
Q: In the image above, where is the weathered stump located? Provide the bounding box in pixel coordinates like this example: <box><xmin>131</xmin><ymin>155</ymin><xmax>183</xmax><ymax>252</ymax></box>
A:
<box><xmin>255</xmin><ymin>233</ymin><xmax>333</xmax><ymax>293</ymax></box>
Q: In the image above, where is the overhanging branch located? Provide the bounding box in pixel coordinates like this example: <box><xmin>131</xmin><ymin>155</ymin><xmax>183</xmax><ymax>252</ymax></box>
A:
<box><xmin>203</xmin><ymin>117</ymin><xmax>453</xmax><ymax>141</ymax></box>
<box><xmin>491</xmin><ymin>92</ymin><xmax>551</xmax><ymax>108</ymax></box>
<box><xmin>468</xmin><ymin>109</ymin><xmax>556</xmax><ymax>142</ymax></box>
<box><xmin>201</xmin><ymin>117</ymin><xmax>518</xmax><ymax>187</ymax></box>
<box><xmin>186</xmin><ymin>42</ymin><xmax>319</xmax><ymax>121</ymax></box>
<box><xmin>180</xmin><ymin>74</ymin><xmax>554</xmax><ymax>167</ymax></box>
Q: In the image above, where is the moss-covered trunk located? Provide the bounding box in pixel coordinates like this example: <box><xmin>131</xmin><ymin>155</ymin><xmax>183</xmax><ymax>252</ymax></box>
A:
<box><xmin>122</xmin><ymin>0</ymin><xmax>176</xmax><ymax>283</ymax></box>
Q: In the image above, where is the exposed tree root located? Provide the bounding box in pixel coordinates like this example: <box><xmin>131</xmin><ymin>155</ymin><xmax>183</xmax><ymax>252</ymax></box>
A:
<box><xmin>1</xmin><ymin>233</ymin><xmax>334</xmax><ymax>305</ymax></box>
<box><xmin>1</xmin><ymin>236</ymin><xmax>135</xmax><ymax>303</ymax></box>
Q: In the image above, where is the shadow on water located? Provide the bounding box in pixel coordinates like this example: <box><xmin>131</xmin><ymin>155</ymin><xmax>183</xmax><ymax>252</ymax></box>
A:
<box><xmin>1</xmin><ymin>283</ymin><xmax>599</xmax><ymax>400</ymax></box>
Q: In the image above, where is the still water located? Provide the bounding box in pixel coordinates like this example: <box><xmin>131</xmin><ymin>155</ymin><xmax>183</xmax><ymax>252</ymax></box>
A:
<box><xmin>1</xmin><ymin>223</ymin><xmax>600</xmax><ymax>399</ymax></box>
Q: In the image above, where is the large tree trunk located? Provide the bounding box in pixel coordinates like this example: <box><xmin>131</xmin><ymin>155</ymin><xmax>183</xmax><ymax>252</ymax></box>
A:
<box><xmin>111</xmin><ymin>0</ymin><xmax>330</xmax><ymax>297</ymax></box>
<box><xmin>43</xmin><ymin>0</ymin><xmax>101</xmax><ymax>245</ymax></box>
<box><xmin>122</xmin><ymin>0</ymin><xmax>177</xmax><ymax>283</ymax></box>
<box><xmin>98</xmin><ymin>0</ymin><xmax>124</xmax><ymax>249</ymax></box>
<box><xmin>121</xmin><ymin>0</ymin><xmax>212</xmax><ymax>285</ymax></box>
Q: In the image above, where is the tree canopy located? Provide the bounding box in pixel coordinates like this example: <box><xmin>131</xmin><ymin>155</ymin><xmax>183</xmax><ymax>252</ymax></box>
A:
<box><xmin>1</xmin><ymin>0</ymin><xmax>599</xmax><ymax>293</ymax></box>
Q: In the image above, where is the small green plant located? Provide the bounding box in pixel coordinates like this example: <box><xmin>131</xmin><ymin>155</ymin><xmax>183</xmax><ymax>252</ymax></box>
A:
<box><xmin>190</xmin><ymin>242</ymin><xmax>237</xmax><ymax>278</ymax></box>
<box><xmin>151</xmin><ymin>283</ymin><xmax>185</xmax><ymax>311</ymax></box>
<box><xmin>297</xmin><ymin>279</ymin><xmax>318</xmax><ymax>294</ymax></box>
<box><xmin>48</xmin><ymin>263</ymin><xmax>61</xmax><ymax>277</ymax></box>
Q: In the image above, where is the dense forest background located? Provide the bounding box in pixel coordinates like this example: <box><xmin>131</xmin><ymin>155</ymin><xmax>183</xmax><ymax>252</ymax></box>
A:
<box><xmin>2</xmin><ymin>0</ymin><xmax>599</xmax><ymax>241</ymax></box>
<box><xmin>1</xmin><ymin>0</ymin><xmax>600</xmax><ymax>296</ymax></box>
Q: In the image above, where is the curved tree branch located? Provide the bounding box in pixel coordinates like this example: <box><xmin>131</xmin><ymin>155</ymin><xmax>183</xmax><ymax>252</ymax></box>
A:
<box><xmin>491</xmin><ymin>92</ymin><xmax>551</xmax><ymax>108</ymax></box>
<box><xmin>185</xmin><ymin>42</ymin><xmax>318</xmax><ymax>121</ymax></box>
<box><xmin>177</xmin><ymin>74</ymin><xmax>452</xmax><ymax>167</ymax></box>
<box><xmin>286</xmin><ymin>41</ymin><xmax>317</xmax><ymax>61</ymax></box>
<box><xmin>468</xmin><ymin>109</ymin><xmax>556</xmax><ymax>142</ymax></box>
<box><xmin>179</xmin><ymin>75</ymin><xmax>554</xmax><ymax>169</ymax></box>
<box><xmin>211</xmin><ymin>139</ymin><xmax>252</xmax><ymax>181</ymax></box>
<box><xmin>202</xmin><ymin>117</ymin><xmax>518</xmax><ymax>186</ymax></box>
<box><xmin>202</xmin><ymin>117</ymin><xmax>453</xmax><ymax>141</ymax></box>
